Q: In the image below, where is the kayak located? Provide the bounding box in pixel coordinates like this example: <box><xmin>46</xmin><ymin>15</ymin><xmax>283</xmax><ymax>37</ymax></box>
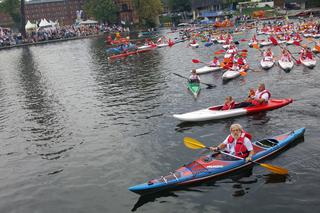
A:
<box><xmin>173</xmin><ymin>98</ymin><xmax>292</xmax><ymax>122</ymax></box>
<box><xmin>187</xmin><ymin>82</ymin><xmax>201</xmax><ymax>98</ymax></box>
<box><xmin>260</xmin><ymin>41</ymin><xmax>272</xmax><ymax>47</ymax></box>
<box><xmin>194</xmin><ymin>66</ymin><xmax>221</xmax><ymax>74</ymax></box>
<box><xmin>300</xmin><ymin>57</ymin><xmax>316</xmax><ymax>69</ymax></box>
<box><xmin>137</xmin><ymin>44</ymin><xmax>157</xmax><ymax>50</ymax></box>
<box><xmin>157</xmin><ymin>43</ymin><xmax>169</xmax><ymax>48</ymax></box>
<box><xmin>190</xmin><ymin>43</ymin><xmax>199</xmax><ymax>48</ymax></box>
<box><xmin>222</xmin><ymin>44</ymin><xmax>230</xmax><ymax>49</ymax></box>
<box><xmin>222</xmin><ymin>66</ymin><xmax>248</xmax><ymax>81</ymax></box>
<box><xmin>260</xmin><ymin>58</ymin><xmax>274</xmax><ymax>69</ymax></box>
<box><xmin>128</xmin><ymin>128</ymin><xmax>305</xmax><ymax>195</ymax></box>
<box><xmin>108</xmin><ymin>49</ymin><xmax>151</xmax><ymax>60</ymax></box>
<box><xmin>278</xmin><ymin>59</ymin><xmax>294</xmax><ymax>72</ymax></box>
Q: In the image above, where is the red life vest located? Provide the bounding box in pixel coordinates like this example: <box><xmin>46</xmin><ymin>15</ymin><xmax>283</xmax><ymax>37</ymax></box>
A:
<box><xmin>221</xmin><ymin>101</ymin><xmax>235</xmax><ymax>110</ymax></box>
<box><xmin>237</xmin><ymin>58</ymin><xmax>246</xmax><ymax>66</ymax></box>
<box><xmin>227</xmin><ymin>131</ymin><xmax>252</xmax><ymax>158</ymax></box>
<box><xmin>251</xmin><ymin>90</ymin><xmax>271</xmax><ymax>105</ymax></box>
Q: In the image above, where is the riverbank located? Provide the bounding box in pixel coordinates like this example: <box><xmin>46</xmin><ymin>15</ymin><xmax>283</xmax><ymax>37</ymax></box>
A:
<box><xmin>0</xmin><ymin>33</ymin><xmax>105</xmax><ymax>51</ymax></box>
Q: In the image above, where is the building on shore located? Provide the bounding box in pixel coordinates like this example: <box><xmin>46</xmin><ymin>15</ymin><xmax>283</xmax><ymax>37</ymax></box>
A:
<box><xmin>114</xmin><ymin>0</ymin><xmax>139</xmax><ymax>25</ymax></box>
<box><xmin>191</xmin><ymin>0</ymin><xmax>238</xmax><ymax>21</ymax></box>
<box><xmin>0</xmin><ymin>0</ymin><xmax>139</xmax><ymax>27</ymax></box>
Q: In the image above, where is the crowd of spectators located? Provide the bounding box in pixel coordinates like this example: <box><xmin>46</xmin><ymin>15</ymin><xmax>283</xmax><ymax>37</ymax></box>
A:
<box><xmin>0</xmin><ymin>23</ymin><xmax>130</xmax><ymax>48</ymax></box>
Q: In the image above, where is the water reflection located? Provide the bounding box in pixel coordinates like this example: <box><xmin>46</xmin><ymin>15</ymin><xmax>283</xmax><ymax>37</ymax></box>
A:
<box><xmin>17</xmin><ymin>47</ymin><xmax>70</xmax><ymax>160</ymax></box>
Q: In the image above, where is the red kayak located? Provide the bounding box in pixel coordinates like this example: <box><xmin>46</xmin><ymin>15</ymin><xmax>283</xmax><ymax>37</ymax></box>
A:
<box><xmin>108</xmin><ymin>49</ymin><xmax>152</xmax><ymax>60</ymax></box>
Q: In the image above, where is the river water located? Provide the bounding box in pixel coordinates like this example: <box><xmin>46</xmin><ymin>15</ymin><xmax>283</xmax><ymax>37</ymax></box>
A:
<box><xmin>0</xmin><ymin>30</ymin><xmax>319</xmax><ymax>213</ymax></box>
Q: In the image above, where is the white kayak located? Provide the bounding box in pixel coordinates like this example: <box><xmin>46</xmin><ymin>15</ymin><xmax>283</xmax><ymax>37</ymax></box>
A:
<box><xmin>217</xmin><ymin>39</ymin><xmax>225</xmax><ymax>44</ymax></box>
<box><xmin>190</xmin><ymin>43</ymin><xmax>199</xmax><ymax>48</ymax></box>
<box><xmin>137</xmin><ymin>45</ymin><xmax>155</xmax><ymax>50</ymax></box>
<box><xmin>312</xmin><ymin>34</ymin><xmax>320</xmax><ymax>38</ymax></box>
<box><xmin>194</xmin><ymin>66</ymin><xmax>221</xmax><ymax>74</ymax></box>
<box><xmin>222</xmin><ymin>44</ymin><xmax>230</xmax><ymax>49</ymax></box>
<box><xmin>286</xmin><ymin>40</ymin><xmax>294</xmax><ymax>45</ymax></box>
<box><xmin>260</xmin><ymin>58</ymin><xmax>274</xmax><ymax>69</ymax></box>
<box><xmin>157</xmin><ymin>43</ymin><xmax>169</xmax><ymax>48</ymax></box>
<box><xmin>278</xmin><ymin>60</ymin><xmax>294</xmax><ymax>72</ymax></box>
<box><xmin>222</xmin><ymin>69</ymin><xmax>243</xmax><ymax>81</ymax></box>
<box><xmin>300</xmin><ymin>57</ymin><xmax>317</xmax><ymax>68</ymax></box>
<box><xmin>173</xmin><ymin>99</ymin><xmax>293</xmax><ymax>122</ymax></box>
<box><xmin>260</xmin><ymin>41</ymin><xmax>272</xmax><ymax>46</ymax></box>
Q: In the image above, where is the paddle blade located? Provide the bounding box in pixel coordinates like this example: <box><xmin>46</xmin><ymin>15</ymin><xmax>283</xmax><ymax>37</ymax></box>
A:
<box><xmin>240</xmin><ymin>71</ymin><xmax>247</xmax><ymax>76</ymax></box>
<box><xmin>252</xmin><ymin>43</ymin><xmax>260</xmax><ymax>49</ymax></box>
<box><xmin>259</xmin><ymin>163</ymin><xmax>288</xmax><ymax>175</ymax></box>
<box><xmin>192</xmin><ymin>59</ymin><xmax>201</xmax><ymax>63</ymax></box>
<box><xmin>183</xmin><ymin>137</ymin><xmax>207</xmax><ymax>149</ymax></box>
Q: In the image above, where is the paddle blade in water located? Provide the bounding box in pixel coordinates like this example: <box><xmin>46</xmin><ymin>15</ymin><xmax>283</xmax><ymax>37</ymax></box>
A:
<box><xmin>240</xmin><ymin>71</ymin><xmax>247</xmax><ymax>76</ymax></box>
<box><xmin>183</xmin><ymin>137</ymin><xmax>206</xmax><ymax>149</ymax></box>
<box><xmin>259</xmin><ymin>163</ymin><xmax>288</xmax><ymax>175</ymax></box>
<box><xmin>192</xmin><ymin>59</ymin><xmax>201</xmax><ymax>63</ymax></box>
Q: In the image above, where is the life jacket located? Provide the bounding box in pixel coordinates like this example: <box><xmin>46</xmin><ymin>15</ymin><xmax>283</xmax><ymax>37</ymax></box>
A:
<box><xmin>227</xmin><ymin>131</ymin><xmax>252</xmax><ymax>158</ymax></box>
<box><xmin>306</xmin><ymin>51</ymin><xmax>313</xmax><ymax>59</ymax></box>
<box><xmin>237</xmin><ymin>58</ymin><xmax>246</xmax><ymax>66</ymax></box>
<box><xmin>221</xmin><ymin>101</ymin><xmax>235</xmax><ymax>110</ymax></box>
<box><xmin>251</xmin><ymin>90</ymin><xmax>271</xmax><ymax>106</ymax></box>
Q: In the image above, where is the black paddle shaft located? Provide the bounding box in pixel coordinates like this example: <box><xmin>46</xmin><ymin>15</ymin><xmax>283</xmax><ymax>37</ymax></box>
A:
<box><xmin>172</xmin><ymin>73</ymin><xmax>216</xmax><ymax>88</ymax></box>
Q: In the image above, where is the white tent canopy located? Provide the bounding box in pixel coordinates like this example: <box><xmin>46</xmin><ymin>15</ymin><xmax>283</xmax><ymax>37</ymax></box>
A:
<box><xmin>79</xmin><ymin>19</ymin><xmax>98</xmax><ymax>25</ymax></box>
<box><xmin>39</xmin><ymin>18</ymin><xmax>52</xmax><ymax>28</ymax></box>
<box><xmin>25</xmin><ymin>20</ymin><xmax>37</xmax><ymax>30</ymax></box>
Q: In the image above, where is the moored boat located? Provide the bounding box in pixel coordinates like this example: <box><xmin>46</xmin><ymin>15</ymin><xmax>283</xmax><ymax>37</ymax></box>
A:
<box><xmin>173</xmin><ymin>98</ymin><xmax>292</xmax><ymax>122</ymax></box>
<box><xmin>128</xmin><ymin>128</ymin><xmax>305</xmax><ymax>195</ymax></box>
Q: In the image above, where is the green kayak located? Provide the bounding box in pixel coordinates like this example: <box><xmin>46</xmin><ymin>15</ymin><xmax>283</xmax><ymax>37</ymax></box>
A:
<box><xmin>188</xmin><ymin>82</ymin><xmax>201</xmax><ymax>98</ymax></box>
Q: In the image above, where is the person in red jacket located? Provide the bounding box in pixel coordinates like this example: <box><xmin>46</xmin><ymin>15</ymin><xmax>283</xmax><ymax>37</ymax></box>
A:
<box><xmin>221</xmin><ymin>96</ymin><xmax>235</xmax><ymax>110</ymax></box>
<box><xmin>210</xmin><ymin>124</ymin><xmax>254</xmax><ymax>162</ymax></box>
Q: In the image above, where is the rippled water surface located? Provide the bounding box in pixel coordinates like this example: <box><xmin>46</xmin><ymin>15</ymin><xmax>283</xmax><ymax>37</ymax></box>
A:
<box><xmin>0</xmin><ymin>30</ymin><xmax>319</xmax><ymax>213</ymax></box>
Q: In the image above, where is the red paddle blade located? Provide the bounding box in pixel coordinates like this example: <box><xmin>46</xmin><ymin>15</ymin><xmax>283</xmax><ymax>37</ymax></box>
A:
<box><xmin>240</xmin><ymin>39</ymin><xmax>248</xmax><ymax>42</ymax></box>
<box><xmin>192</xmin><ymin>59</ymin><xmax>201</xmax><ymax>63</ymax></box>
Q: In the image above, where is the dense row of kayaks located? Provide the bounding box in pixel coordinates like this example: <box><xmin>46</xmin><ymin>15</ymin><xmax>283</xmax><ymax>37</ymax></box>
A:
<box><xmin>127</xmin><ymin>21</ymin><xmax>313</xmax><ymax>196</ymax></box>
<box><xmin>129</xmin><ymin>128</ymin><xmax>305</xmax><ymax>195</ymax></box>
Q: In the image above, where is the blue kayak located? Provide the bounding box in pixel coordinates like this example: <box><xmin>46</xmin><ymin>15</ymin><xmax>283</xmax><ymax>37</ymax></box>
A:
<box><xmin>128</xmin><ymin>128</ymin><xmax>305</xmax><ymax>195</ymax></box>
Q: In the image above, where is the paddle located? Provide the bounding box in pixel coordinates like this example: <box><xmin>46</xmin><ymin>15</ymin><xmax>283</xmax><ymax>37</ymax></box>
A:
<box><xmin>183</xmin><ymin>137</ymin><xmax>289</xmax><ymax>175</ymax></box>
<box><xmin>173</xmin><ymin>73</ymin><xmax>216</xmax><ymax>89</ymax></box>
<box><xmin>192</xmin><ymin>59</ymin><xmax>209</xmax><ymax>65</ymax></box>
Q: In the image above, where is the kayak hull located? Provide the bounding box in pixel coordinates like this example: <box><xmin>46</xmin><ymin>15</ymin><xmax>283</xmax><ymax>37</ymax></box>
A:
<box><xmin>300</xmin><ymin>58</ymin><xmax>316</xmax><ymax>69</ymax></box>
<box><xmin>260</xmin><ymin>59</ymin><xmax>274</xmax><ymax>69</ymax></box>
<box><xmin>129</xmin><ymin>128</ymin><xmax>305</xmax><ymax>195</ymax></box>
<box><xmin>278</xmin><ymin>60</ymin><xmax>294</xmax><ymax>72</ymax></box>
<box><xmin>173</xmin><ymin>98</ymin><xmax>293</xmax><ymax>122</ymax></box>
<box><xmin>194</xmin><ymin>66</ymin><xmax>221</xmax><ymax>74</ymax></box>
<box><xmin>108</xmin><ymin>49</ymin><xmax>151</xmax><ymax>60</ymax></box>
<box><xmin>187</xmin><ymin>82</ymin><xmax>201</xmax><ymax>98</ymax></box>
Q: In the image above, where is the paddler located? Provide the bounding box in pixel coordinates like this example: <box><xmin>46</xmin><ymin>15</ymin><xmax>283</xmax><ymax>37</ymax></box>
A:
<box><xmin>189</xmin><ymin>69</ymin><xmax>201</xmax><ymax>83</ymax></box>
<box><xmin>280</xmin><ymin>49</ymin><xmax>292</xmax><ymax>62</ymax></box>
<box><xmin>248</xmin><ymin>83</ymin><xmax>271</xmax><ymax>105</ymax></box>
<box><xmin>209</xmin><ymin>57</ymin><xmax>220</xmax><ymax>67</ymax></box>
<box><xmin>210</xmin><ymin>124</ymin><xmax>254</xmax><ymax>162</ymax></box>
<box><xmin>300</xmin><ymin>47</ymin><xmax>313</xmax><ymax>60</ymax></box>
